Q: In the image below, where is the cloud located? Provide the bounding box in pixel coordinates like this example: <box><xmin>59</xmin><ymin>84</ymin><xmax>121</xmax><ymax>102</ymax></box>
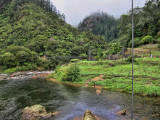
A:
<box><xmin>52</xmin><ymin>0</ymin><xmax>146</xmax><ymax>26</ymax></box>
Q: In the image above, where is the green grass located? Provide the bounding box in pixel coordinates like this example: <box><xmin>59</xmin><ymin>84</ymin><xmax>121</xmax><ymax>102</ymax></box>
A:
<box><xmin>51</xmin><ymin>58</ymin><xmax>160</xmax><ymax>96</ymax></box>
<box><xmin>1</xmin><ymin>65</ymin><xmax>37</xmax><ymax>74</ymax></box>
<box><xmin>137</xmin><ymin>44</ymin><xmax>160</xmax><ymax>58</ymax></box>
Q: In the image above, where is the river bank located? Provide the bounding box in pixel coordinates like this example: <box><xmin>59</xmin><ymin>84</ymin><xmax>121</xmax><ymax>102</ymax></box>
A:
<box><xmin>51</xmin><ymin>58</ymin><xmax>160</xmax><ymax>97</ymax></box>
<box><xmin>1</xmin><ymin>57</ymin><xmax>160</xmax><ymax>97</ymax></box>
<box><xmin>0</xmin><ymin>71</ymin><xmax>54</xmax><ymax>81</ymax></box>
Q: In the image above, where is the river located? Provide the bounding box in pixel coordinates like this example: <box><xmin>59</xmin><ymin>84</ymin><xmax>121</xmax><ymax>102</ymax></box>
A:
<box><xmin>0</xmin><ymin>78</ymin><xmax>160</xmax><ymax>120</ymax></box>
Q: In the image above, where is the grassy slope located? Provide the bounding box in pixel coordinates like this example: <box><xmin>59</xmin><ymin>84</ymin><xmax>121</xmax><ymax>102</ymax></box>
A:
<box><xmin>51</xmin><ymin>44</ymin><xmax>160</xmax><ymax>96</ymax></box>
<box><xmin>78</xmin><ymin>58</ymin><xmax>160</xmax><ymax>96</ymax></box>
<box><xmin>126</xmin><ymin>44</ymin><xmax>160</xmax><ymax>58</ymax></box>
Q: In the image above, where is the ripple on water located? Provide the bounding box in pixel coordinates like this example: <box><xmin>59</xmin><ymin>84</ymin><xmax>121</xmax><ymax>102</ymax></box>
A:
<box><xmin>0</xmin><ymin>79</ymin><xmax>160</xmax><ymax>120</ymax></box>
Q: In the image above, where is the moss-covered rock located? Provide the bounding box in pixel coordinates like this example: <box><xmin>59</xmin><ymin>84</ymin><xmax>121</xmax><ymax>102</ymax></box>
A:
<box><xmin>21</xmin><ymin>105</ymin><xmax>60</xmax><ymax>120</ymax></box>
<box><xmin>83</xmin><ymin>110</ymin><xmax>97</xmax><ymax>120</ymax></box>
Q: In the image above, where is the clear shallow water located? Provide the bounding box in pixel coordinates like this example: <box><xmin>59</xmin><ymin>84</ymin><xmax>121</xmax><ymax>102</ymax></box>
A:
<box><xmin>0</xmin><ymin>78</ymin><xmax>160</xmax><ymax>120</ymax></box>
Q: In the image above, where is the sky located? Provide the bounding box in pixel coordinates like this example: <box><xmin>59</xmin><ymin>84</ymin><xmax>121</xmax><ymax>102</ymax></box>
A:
<box><xmin>52</xmin><ymin>0</ymin><xmax>147</xmax><ymax>26</ymax></box>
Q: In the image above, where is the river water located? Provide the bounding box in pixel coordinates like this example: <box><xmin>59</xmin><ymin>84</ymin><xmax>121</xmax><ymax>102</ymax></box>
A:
<box><xmin>0</xmin><ymin>78</ymin><xmax>160</xmax><ymax>120</ymax></box>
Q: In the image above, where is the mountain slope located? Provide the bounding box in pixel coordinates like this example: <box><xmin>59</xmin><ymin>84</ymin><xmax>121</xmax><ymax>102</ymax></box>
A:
<box><xmin>0</xmin><ymin>0</ymin><xmax>107</xmax><ymax>72</ymax></box>
<box><xmin>78</xmin><ymin>12</ymin><xmax>118</xmax><ymax>42</ymax></box>
<box><xmin>116</xmin><ymin>0</ymin><xmax>160</xmax><ymax>47</ymax></box>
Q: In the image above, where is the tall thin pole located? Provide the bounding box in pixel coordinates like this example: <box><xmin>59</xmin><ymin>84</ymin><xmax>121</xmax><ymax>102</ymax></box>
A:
<box><xmin>131</xmin><ymin>0</ymin><xmax>134</xmax><ymax>120</ymax></box>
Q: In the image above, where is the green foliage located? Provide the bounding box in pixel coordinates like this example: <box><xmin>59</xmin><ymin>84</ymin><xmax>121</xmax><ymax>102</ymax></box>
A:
<box><xmin>70</xmin><ymin>59</ymin><xmax>80</xmax><ymax>63</ymax></box>
<box><xmin>51</xmin><ymin>58</ymin><xmax>160</xmax><ymax>96</ymax></box>
<box><xmin>40</xmin><ymin>58</ymin><xmax>58</xmax><ymax>70</ymax></box>
<box><xmin>117</xmin><ymin>0</ymin><xmax>160</xmax><ymax>46</ymax></box>
<box><xmin>126</xmin><ymin>55</ymin><xmax>137</xmax><ymax>63</ymax></box>
<box><xmin>78</xmin><ymin>11</ymin><xmax>118</xmax><ymax>42</ymax></box>
<box><xmin>27</xmin><ymin>35</ymin><xmax>47</xmax><ymax>53</ymax></box>
<box><xmin>16</xmin><ymin>51</ymin><xmax>29</xmax><ymax>64</ymax></box>
<box><xmin>2</xmin><ymin>64</ymin><xmax>37</xmax><ymax>74</ymax></box>
<box><xmin>0</xmin><ymin>1</ymin><xmax>108</xmax><ymax>72</ymax></box>
<box><xmin>141</xmin><ymin>35</ymin><xmax>153</xmax><ymax>45</ymax></box>
<box><xmin>63</xmin><ymin>64</ymin><xmax>80</xmax><ymax>82</ymax></box>
<box><xmin>128</xmin><ymin>38</ymin><xmax>141</xmax><ymax>47</ymax></box>
<box><xmin>106</xmin><ymin>43</ymin><xmax>121</xmax><ymax>55</ymax></box>
<box><xmin>54</xmin><ymin>64</ymin><xmax>81</xmax><ymax>82</ymax></box>
<box><xmin>0</xmin><ymin>52</ymin><xmax>16</xmax><ymax>67</ymax></box>
<box><xmin>6</xmin><ymin>46</ymin><xmax>39</xmax><ymax>65</ymax></box>
<box><xmin>157</xmin><ymin>38</ymin><xmax>160</xmax><ymax>43</ymax></box>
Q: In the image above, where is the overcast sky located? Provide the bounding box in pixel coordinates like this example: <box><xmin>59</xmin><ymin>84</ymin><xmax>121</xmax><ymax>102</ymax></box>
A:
<box><xmin>52</xmin><ymin>0</ymin><xmax>147</xmax><ymax>26</ymax></box>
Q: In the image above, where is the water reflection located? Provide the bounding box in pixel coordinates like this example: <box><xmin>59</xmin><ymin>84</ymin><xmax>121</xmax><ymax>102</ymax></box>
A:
<box><xmin>0</xmin><ymin>79</ymin><xmax>160</xmax><ymax>120</ymax></box>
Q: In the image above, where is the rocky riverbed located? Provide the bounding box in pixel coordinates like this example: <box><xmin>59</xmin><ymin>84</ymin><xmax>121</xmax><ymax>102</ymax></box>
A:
<box><xmin>0</xmin><ymin>71</ymin><xmax>54</xmax><ymax>80</ymax></box>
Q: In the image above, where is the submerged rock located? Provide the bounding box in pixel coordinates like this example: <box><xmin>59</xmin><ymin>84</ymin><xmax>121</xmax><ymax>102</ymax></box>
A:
<box><xmin>96</xmin><ymin>90</ymin><xmax>101</xmax><ymax>94</ymax></box>
<box><xmin>21</xmin><ymin>104</ymin><xmax>60</xmax><ymax>120</ymax></box>
<box><xmin>83</xmin><ymin>110</ymin><xmax>97</xmax><ymax>120</ymax></box>
<box><xmin>116</xmin><ymin>109</ymin><xmax>127</xmax><ymax>116</ymax></box>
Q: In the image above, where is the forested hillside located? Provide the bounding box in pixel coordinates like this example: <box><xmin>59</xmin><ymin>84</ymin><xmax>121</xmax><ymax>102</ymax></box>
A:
<box><xmin>0</xmin><ymin>0</ymin><xmax>107</xmax><ymax>72</ymax></box>
<box><xmin>116</xmin><ymin>0</ymin><xmax>160</xmax><ymax>47</ymax></box>
<box><xmin>78</xmin><ymin>0</ymin><xmax>160</xmax><ymax>48</ymax></box>
<box><xmin>0</xmin><ymin>0</ymin><xmax>159</xmax><ymax>73</ymax></box>
<box><xmin>78</xmin><ymin>12</ymin><xmax>118</xmax><ymax>42</ymax></box>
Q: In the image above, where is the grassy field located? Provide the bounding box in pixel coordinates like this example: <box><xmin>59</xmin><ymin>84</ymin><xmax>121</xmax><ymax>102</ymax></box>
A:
<box><xmin>51</xmin><ymin>57</ymin><xmax>160</xmax><ymax>97</ymax></box>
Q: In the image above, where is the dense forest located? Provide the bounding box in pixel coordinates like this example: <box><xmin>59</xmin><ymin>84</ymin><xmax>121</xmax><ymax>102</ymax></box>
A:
<box><xmin>78</xmin><ymin>12</ymin><xmax>118</xmax><ymax>42</ymax></box>
<box><xmin>0</xmin><ymin>0</ymin><xmax>109</xmax><ymax>72</ymax></box>
<box><xmin>78</xmin><ymin>0</ymin><xmax>160</xmax><ymax>48</ymax></box>
<box><xmin>117</xmin><ymin>0</ymin><xmax>160</xmax><ymax>47</ymax></box>
<box><xmin>0</xmin><ymin>0</ymin><xmax>160</xmax><ymax>73</ymax></box>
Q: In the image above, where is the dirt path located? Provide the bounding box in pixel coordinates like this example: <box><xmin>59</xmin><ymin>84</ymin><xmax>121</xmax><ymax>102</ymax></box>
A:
<box><xmin>91</xmin><ymin>75</ymin><xmax>104</xmax><ymax>81</ymax></box>
<box><xmin>84</xmin><ymin>75</ymin><xmax>104</xmax><ymax>89</ymax></box>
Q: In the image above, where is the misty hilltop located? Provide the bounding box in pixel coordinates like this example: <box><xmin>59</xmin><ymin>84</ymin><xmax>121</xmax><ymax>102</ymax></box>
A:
<box><xmin>78</xmin><ymin>12</ymin><xmax>118</xmax><ymax>42</ymax></box>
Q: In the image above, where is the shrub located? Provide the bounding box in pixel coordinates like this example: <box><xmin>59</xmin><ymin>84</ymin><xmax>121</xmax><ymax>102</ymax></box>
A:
<box><xmin>30</xmin><ymin>51</ymin><xmax>39</xmax><ymax>64</ymax></box>
<box><xmin>40</xmin><ymin>58</ymin><xmax>58</xmax><ymax>70</ymax></box>
<box><xmin>62</xmin><ymin>64</ymin><xmax>80</xmax><ymax>82</ymax></box>
<box><xmin>106</xmin><ymin>43</ymin><xmax>121</xmax><ymax>55</ymax></box>
<box><xmin>0</xmin><ymin>52</ymin><xmax>17</xmax><ymax>67</ymax></box>
<box><xmin>16</xmin><ymin>51</ymin><xmax>29</xmax><ymax>65</ymax></box>
<box><xmin>141</xmin><ymin>35</ymin><xmax>153</xmax><ymax>45</ymax></box>
<box><xmin>6</xmin><ymin>46</ymin><xmax>39</xmax><ymax>66</ymax></box>
<box><xmin>70</xmin><ymin>59</ymin><xmax>80</xmax><ymax>63</ymax></box>
<box><xmin>157</xmin><ymin>38</ymin><xmax>160</xmax><ymax>43</ymax></box>
<box><xmin>128</xmin><ymin>38</ymin><xmax>141</xmax><ymax>47</ymax></box>
<box><xmin>126</xmin><ymin>55</ymin><xmax>138</xmax><ymax>63</ymax></box>
<box><xmin>54</xmin><ymin>64</ymin><xmax>81</xmax><ymax>82</ymax></box>
<box><xmin>7</xmin><ymin>46</ymin><xmax>31</xmax><ymax>55</ymax></box>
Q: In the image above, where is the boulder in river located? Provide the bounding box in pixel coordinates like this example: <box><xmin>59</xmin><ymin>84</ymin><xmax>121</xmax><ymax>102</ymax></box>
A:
<box><xmin>116</xmin><ymin>109</ymin><xmax>127</xmax><ymax>116</ymax></box>
<box><xmin>96</xmin><ymin>90</ymin><xmax>101</xmax><ymax>94</ymax></box>
<box><xmin>83</xmin><ymin>110</ymin><xmax>97</xmax><ymax>120</ymax></box>
<box><xmin>21</xmin><ymin>104</ymin><xmax>60</xmax><ymax>120</ymax></box>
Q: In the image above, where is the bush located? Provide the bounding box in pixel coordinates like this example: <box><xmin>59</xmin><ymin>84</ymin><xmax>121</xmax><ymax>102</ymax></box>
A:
<box><xmin>0</xmin><ymin>52</ymin><xmax>17</xmax><ymax>67</ymax></box>
<box><xmin>106</xmin><ymin>43</ymin><xmax>121</xmax><ymax>55</ymax></box>
<box><xmin>40</xmin><ymin>58</ymin><xmax>58</xmax><ymax>70</ymax></box>
<box><xmin>62</xmin><ymin>64</ymin><xmax>80</xmax><ymax>82</ymax></box>
<box><xmin>128</xmin><ymin>38</ymin><xmax>141</xmax><ymax>47</ymax></box>
<box><xmin>157</xmin><ymin>38</ymin><xmax>160</xmax><ymax>43</ymax></box>
<box><xmin>7</xmin><ymin>46</ymin><xmax>31</xmax><ymax>55</ymax></box>
<box><xmin>70</xmin><ymin>59</ymin><xmax>80</xmax><ymax>62</ymax></box>
<box><xmin>16</xmin><ymin>51</ymin><xmax>29</xmax><ymax>65</ymax></box>
<box><xmin>126</xmin><ymin>55</ymin><xmax>138</xmax><ymax>63</ymax></box>
<box><xmin>141</xmin><ymin>35</ymin><xmax>153</xmax><ymax>45</ymax></box>
<box><xmin>6</xmin><ymin>46</ymin><xmax>39</xmax><ymax>66</ymax></box>
<box><xmin>54</xmin><ymin>64</ymin><xmax>81</xmax><ymax>82</ymax></box>
<box><xmin>30</xmin><ymin>51</ymin><xmax>39</xmax><ymax>64</ymax></box>
<box><xmin>3</xmin><ymin>64</ymin><xmax>37</xmax><ymax>74</ymax></box>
